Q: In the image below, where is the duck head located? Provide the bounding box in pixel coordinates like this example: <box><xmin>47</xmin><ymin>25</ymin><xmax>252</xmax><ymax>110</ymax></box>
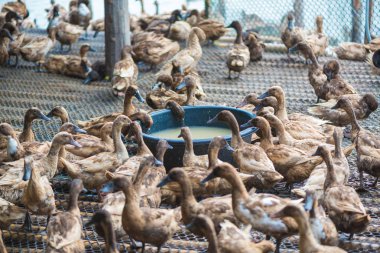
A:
<box><xmin>165</xmin><ymin>100</ymin><xmax>185</xmax><ymax>123</ymax></box>
<box><xmin>190</xmin><ymin>27</ymin><xmax>206</xmax><ymax>42</ymax></box>
<box><xmin>5</xmin><ymin>10</ymin><xmax>22</xmax><ymax>23</ymax></box>
<box><xmin>157</xmin><ymin>167</ymin><xmax>185</xmax><ymax>187</ymax></box>
<box><xmin>155</xmin><ymin>139</ymin><xmax>173</xmax><ymax>164</ymax></box>
<box><xmin>372</xmin><ymin>49</ymin><xmax>380</xmax><ymax>68</ymax></box>
<box><xmin>271</xmin><ymin>204</ymin><xmax>302</xmax><ymax>219</ymax></box>
<box><xmin>126</xmin><ymin>85</ymin><xmax>145</xmax><ymax>103</ymax></box>
<box><xmin>24</xmin><ymin>107</ymin><xmax>51</xmax><ymax>122</ymax></box>
<box><xmin>60</xmin><ymin>122</ymin><xmax>87</xmax><ymax>134</ymax></box>
<box><xmin>287</xmin><ymin>13</ymin><xmax>295</xmax><ymax>30</ymax></box>
<box><xmin>311</xmin><ymin>144</ymin><xmax>330</xmax><ymax>157</ymax></box>
<box><xmin>129</xmin><ymin>112</ymin><xmax>153</xmax><ymax>133</ymax></box>
<box><xmin>175</xmin><ymin>75</ymin><xmax>197</xmax><ymax>92</ymax></box>
<box><xmin>0</xmin><ymin>123</ymin><xmax>16</xmax><ymax>137</ymax></box>
<box><xmin>209</xmin><ymin>136</ymin><xmax>234</xmax><ymax>151</ymax></box>
<box><xmin>46</xmin><ymin>106</ymin><xmax>69</xmax><ymax>123</ymax></box>
<box><xmin>330</xmin><ymin>97</ymin><xmax>352</xmax><ymax>111</ymax></box>
<box><xmin>201</xmin><ymin>162</ymin><xmax>237</xmax><ymax>185</ymax></box>
<box><xmin>226</xmin><ymin>20</ymin><xmax>242</xmax><ymax>32</ymax></box>
<box><xmin>362</xmin><ymin>93</ymin><xmax>378</xmax><ymax>115</ymax></box>
<box><xmin>152</xmin><ymin>74</ymin><xmax>173</xmax><ymax>90</ymax></box>
<box><xmin>207</xmin><ymin>110</ymin><xmax>234</xmax><ymax>125</ymax></box>
<box><xmin>52</xmin><ymin>131</ymin><xmax>82</xmax><ymax>148</ymax></box>
<box><xmin>169</xmin><ymin>9</ymin><xmax>184</xmax><ymax>23</ymax></box>
<box><xmin>254</xmin><ymin>96</ymin><xmax>278</xmax><ymax>113</ymax></box>
<box><xmin>178</xmin><ymin>126</ymin><xmax>190</xmax><ymax>139</ymax></box>
<box><xmin>257</xmin><ymin>85</ymin><xmax>284</xmax><ymax>100</ymax></box>
<box><xmin>79</xmin><ymin>43</ymin><xmax>96</xmax><ymax>56</ymax></box>
<box><xmin>240</xmin><ymin>116</ymin><xmax>267</xmax><ymax>130</ymax></box>
<box><xmin>237</xmin><ymin>93</ymin><xmax>259</xmax><ymax>108</ymax></box>
<box><xmin>323</xmin><ymin>60</ymin><xmax>340</xmax><ymax>81</ymax></box>
<box><xmin>0</xmin><ymin>29</ymin><xmax>14</xmax><ymax>41</ymax></box>
<box><xmin>121</xmin><ymin>45</ymin><xmax>135</xmax><ymax>59</ymax></box>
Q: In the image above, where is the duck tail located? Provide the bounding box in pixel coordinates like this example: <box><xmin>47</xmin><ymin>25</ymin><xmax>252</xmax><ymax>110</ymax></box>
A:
<box><xmin>307</xmin><ymin>105</ymin><xmax>328</xmax><ymax>117</ymax></box>
<box><xmin>231</xmin><ymin>59</ymin><xmax>244</xmax><ymax>67</ymax></box>
<box><xmin>352</xmin><ymin>213</ymin><xmax>371</xmax><ymax>228</ymax></box>
<box><xmin>59</xmin><ymin>158</ymin><xmax>80</xmax><ymax>178</ymax></box>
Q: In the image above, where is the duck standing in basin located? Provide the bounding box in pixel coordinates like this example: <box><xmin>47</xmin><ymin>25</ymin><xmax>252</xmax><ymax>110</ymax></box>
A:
<box><xmin>226</xmin><ymin>21</ymin><xmax>250</xmax><ymax>79</ymax></box>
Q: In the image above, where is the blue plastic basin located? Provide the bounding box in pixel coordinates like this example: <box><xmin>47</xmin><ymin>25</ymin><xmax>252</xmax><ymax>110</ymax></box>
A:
<box><xmin>143</xmin><ymin>106</ymin><xmax>255</xmax><ymax>169</ymax></box>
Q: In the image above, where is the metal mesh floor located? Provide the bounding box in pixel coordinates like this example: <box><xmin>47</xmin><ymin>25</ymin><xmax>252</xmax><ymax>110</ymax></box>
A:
<box><xmin>0</xmin><ymin>29</ymin><xmax>380</xmax><ymax>252</ymax></box>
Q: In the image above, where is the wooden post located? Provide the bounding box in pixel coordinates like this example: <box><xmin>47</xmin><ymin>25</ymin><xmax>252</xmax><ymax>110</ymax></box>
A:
<box><xmin>351</xmin><ymin>0</ymin><xmax>362</xmax><ymax>42</ymax></box>
<box><xmin>104</xmin><ymin>0</ymin><xmax>130</xmax><ymax>77</ymax></box>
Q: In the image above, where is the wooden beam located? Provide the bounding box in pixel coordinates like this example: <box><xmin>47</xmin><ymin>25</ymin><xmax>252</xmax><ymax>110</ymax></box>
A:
<box><xmin>104</xmin><ymin>0</ymin><xmax>131</xmax><ymax>76</ymax></box>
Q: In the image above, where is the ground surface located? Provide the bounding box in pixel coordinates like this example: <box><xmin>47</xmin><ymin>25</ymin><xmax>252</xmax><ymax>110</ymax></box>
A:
<box><xmin>0</xmin><ymin>29</ymin><xmax>379</xmax><ymax>252</ymax></box>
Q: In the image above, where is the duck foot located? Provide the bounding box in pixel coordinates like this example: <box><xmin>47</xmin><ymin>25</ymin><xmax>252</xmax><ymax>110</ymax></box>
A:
<box><xmin>355</xmin><ymin>187</ymin><xmax>369</xmax><ymax>193</ymax></box>
<box><xmin>275</xmin><ymin>238</ymin><xmax>282</xmax><ymax>253</ymax></box>
<box><xmin>348</xmin><ymin>233</ymin><xmax>354</xmax><ymax>240</ymax></box>
<box><xmin>371</xmin><ymin>177</ymin><xmax>378</xmax><ymax>187</ymax></box>
<box><xmin>156</xmin><ymin>245</ymin><xmax>162</xmax><ymax>253</ymax></box>
<box><xmin>21</xmin><ymin>212</ymin><xmax>32</xmax><ymax>232</ymax></box>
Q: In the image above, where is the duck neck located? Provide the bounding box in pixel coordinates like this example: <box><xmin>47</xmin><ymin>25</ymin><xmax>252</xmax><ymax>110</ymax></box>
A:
<box><xmin>132</xmin><ymin>165</ymin><xmax>149</xmax><ymax>198</ymax></box>
<box><xmin>101</xmin><ymin>130</ymin><xmax>113</xmax><ymax>146</ymax></box>
<box><xmin>155</xmin><ymin>147</ymin><xmax>167</xmax><ymax>163</ymax></box>
<box><xmin>135</xmin><ymin>129</ymin><xmax>152</xmax><ymax>156</ymax></box>
<box><xmin>187</xmin><ymin>31</ymin><xmax>202</xmax><ymax>54</ymax></box>
<box><xmin>222</xmin><ymin>115</ymin><xmax>243</xmax><ymax>148</ymax></box>
<box><xmin>271</xmin><ymin>118</ymin><xmax>293</xmax><ymax>145</ymax></box>
<box><xmin>208</xmin><ymin>145</ymin><xmax>220</xmax><ymax>169</ymax></box>
<box><xmin>183</xmin><ymin>133</ymin><xmax>195</xmax><ymax>158</ymax></box>
<box><xmin>334</xmin><ymin>134</ymin><xmax>343</xmax><ymax>158</ymax></box>
<box><xmin>179</xmin><ymin>176</ymin><xmax>198</xmax><ymax>211</ymax></box>
<box><xmin>344</xmin><ymin>104</ymin><xmax>361</xmax><ymax>138</ymax></box>
<box><xmin>28</xmin><ymin>168</ymin><xmax>45</xmax><ymax>201</ymax></box>
<box><xmin>123</xmin><ymin>95</ymin><xmax>136</xmax><ymax>116</ymax></box>
<box><xmin>275</xmin><ymin>94</ymin><xmax>289</xmax><ymax>122</ymax></box>
<box><xmin>227</xmin><ymin>172</ymin><xmax>250</xmax><ymax>202</ymax></box>
<box><xmin>185</xmin><ymin>86</ymin><xmax>196</xmax><ymax>105</ymax></box>
<box><xmin>258</xmin><ymin>123</ymin><xmax>274</xmax><ymax>151</ymax></box>
<box><xmin>233</xmin><ymin>24</ymin><xmax>243</xmax><ymax>44</ymax></box>
<box><xmin>294</xmin><ymin>211</ymin><xmax>320</xmax><ymax>252</ymax></box>
<box><xmin>68</xmin><ymin>189</ymin><xmax>80</xmax><ymax>214</ymax></box>
<box><xmin>323</xmin><ymin>151</ymin><xmax>339</xmax><ymax>190</ymax></box>
<box><xmin>21</xmin><ymin>117</ymin><xmax>34</xmax><ymax>142</ymax></box>
<box><xmin>112</xmin><ymin>125</ymin><xmax>129</xmax><ymax>162</ymax></box>
<box><xmin>205</xmin><ymin>228</ymin><xmax>220</xmax><ymax>253</ymax></box>
<box><xmin>122</xmin><ymin>185</ymin><xmax>142</xmax><ymax>220</ymax></box>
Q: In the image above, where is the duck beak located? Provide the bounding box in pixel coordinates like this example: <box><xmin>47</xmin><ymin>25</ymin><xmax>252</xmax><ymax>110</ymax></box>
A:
<box><xmin>207</xmin><ymin>116</ymin><xmax>218</xmax><ymax>125</ymax></box>
<box><xmin>89</xmin><ymin>47</ymin><xmax>96</xmax><ymax>52</ymax></box>
<box><xmin>224</xmin><ymin>142</ymin><xmax>235</xmax><ymax>152</ymax></box>
<box><xmin>175</xmin><ymin>80</ymin><xmax>186</xmax><ymax>91</ymax></box>
<box><xmin>82</xmin><ymin>75</ymin><xmax>93</xmax><ymax>85</ymax></box>
<box><xmin>166</xmin><ymin>143</ymin><xmax>173</xmax><ymax>149</ymax></box>
<box><xmin>177</xmin><ymin>132</ymin><xmax>183</xmax><ymax>138</ymax></box>
<box><xmin>253</xmin><ymin>104</ymin><xmax>263</xmax><ymax>112</ymax></box>
<box><xmin>200</xmin><ymin>172</ymin><xmax>215</xmax><ymax>186</ymax></box>
<box><xmin>304</xmin><ymin>192</ymin><xmax>314</xmax><ymax>212</ymax></box>
<box><xmin>22</xmin><ymin>161</ymin><xmax>32</xmax><ymax>181</ymax></box>
<box><xmin>134</xmin><ymin>90</ymin><xmax>145</xmax><ymax>103</ymax></box>
<box><xmin>240</xmin><ymin>121</ymin><xmax>253</xmax><ymax>129</ymax></box>
<box><xmin>311</xmin><ymin>150</ymin><xmax>320</xmax><ymax>157</ymax></box>
<box><xmin>157</xmin><ymin>176</ymin><xmax>171</xmax><ymax>188</ymax></box>
<box><xmin>154</xmin><ymin>158</ymin><xmax>163</xmax><ymax>167</ymax></box>
<box><xmin>152</xmin><ymin>82</ymin><xmax>161</xmax><ymax>91</ymax></box>
<box><xmin>46</xmin><ymin>110</ymin><xmax>54</xmax><ymax>119</ymax></box>
<box><xmin>38</xmin><ymin>112</ymin><xmax>52</xmax><ymax>121</ymax></box>
<box><xmin>100</xmin><ymin>181</ymin><xmax>115</xmax><ymax>193</ymax></box>
<box><xmin>325</xmin><ymin>71</ymin><xmax>333</xmax><ymax>81</ymax></box>
<box><xmin>73</xmin><ymin>125</ymin><xmax>87</xmax><ymax>134</ymax></box>
<box><xmin>258</xmin><ymin>91</ymin><xmax>269</xmax><ymax>99</ymax></box>
<box><xmin>70</xmin><ymin>139</ymin><xmax>82</xmax><ymax>148</ymax></box>
<box><xmin>289</xmin><ymin>45</ymin><xmax>298</xmax><ymax>53</ymax></box>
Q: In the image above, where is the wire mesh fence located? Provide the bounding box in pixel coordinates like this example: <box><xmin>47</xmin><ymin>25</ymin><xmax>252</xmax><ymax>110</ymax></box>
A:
<box><xmin>209</xmin><ymin>0</ymin><xmax>380</xmax><ymax>45</ymax></box>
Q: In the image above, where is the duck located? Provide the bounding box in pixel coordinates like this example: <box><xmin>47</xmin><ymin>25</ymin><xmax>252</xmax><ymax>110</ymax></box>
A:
<box><xmin>111</xmin><ymin>45</ymin><xmax>138</xmax><ymax>97</ymax></box>
<box><xmin>21</xmin><ymin>156</ymin><xmax>56</xmax><ymax>231</ymax></box>
<box><xmin>247</xmin><ymin>116</ymin><xmax>324</xmax><ymax>189</ymax></box>
<box><xmin>77</xmin><ymin>85</ymin><xmax>145</xmax><ymax>132</ymax></box>
<box><xmin>367</xmin><ymin>50</ymin><xmax>380</xmax><ymax>75</ymax></box>
<box><xmin>145</xmin><ymin>9</ymin><xmax>183</xmax><ymax>35</ymax></box>
<box><xmin>85</xmin><ymin>210</ymin><xmax>119</xmax><ymax>253</ymax></box>
<box><xmin>101</xmin><ymin>140</ymin><xmax>171</xmax><ymax>240</ymax></box>
<box><xmin>147</xmin><ymin>75</ymin><xmax>201</xmax><ymax>109</ymax></box>
<box><xmin>257</xmin><ymin>86</ymin><xmax>331</xmax><ymax>140</ymax></box>
<box><xmin>91</xmin><ymin>18</ymin><xmax>104</xmax><ymax>38</ymax></box>
<box><xmin>157</xmin><ymin>27</ymin><xmax>206</xmax><ymax>77</ymax></box>
<box><xmin>187</xmin><ymin>215</ymin><xmax>276</xmax><ymax>253</ymax></box>
<box><xmin>281</xmin><ymin>13</ymin><xmax>305</xmax><ymax>61</ymax></box>
<box><xmin>334</xmin><ymin>42</ymin><xmax>367</xmax><ymax>61</ymax></box>
<box><xmin>0</xmin><ymin>132</ymin><xmax>81</xmax><ymax>204</ymax></box>
<box><xmin>226</xmin><ymin>21</ymin><xmax>250</xmax><ymax>79</ymax></box>
<box><xmin>271</xmin><ymin>203</ymin><xmax>346</xmax><ymax>253</ymax></box>
<box><xmin>0</xmin><ymin>197</ymin><xmax>26</xmax><ymax>229</ymax></box>
<box><xmin>168</xmin><ymin>18</ymin><xmax>192</xmax><ymax>41</ymax></box>
<box><xmin>165</xmin><ymin>100</ymin><xmax>185</xmax><ymax>124</ymax></box>
<box><xmin>303</xmin><ymin>192</ymin><xmax>339</xmax><ymax>246</ymax></box>
<box><xmin>101</xmin><ymin>157</ymin><xmax>179</xmax><ymax>253</ymax></box>
<box><xmin>157</xmin><ymin>168</ymin><xmax>239</xmax><ymax>236</ymax></box>
<box><xmin>308</xmin><ymin>93</ymin><xmax>378</xmax><ymax>126</ymax></box>
<box><xmin>304</xmin><ymin>16</ymin><xmax>328</xmax><ymax>60</ymax></box>
<box><xmin>331</xmin><ymin>97</ymin><xmax>380</xmax><ymax>190</ymax></box>
<box><xmin>261</xmin><ymin>112</ymin><xmax>332</xmax><ymax>155</ymax></box>
<box><xmin>236</xmin><ymin>92</ymin><xmax>260</xmax><ymax>111</ymax></box>
<box><xmin>292</xmin><ymin>128</ymin><xmax>350</xmax><ymax>200</ymax></box>
<box><xmin>132</xmin><ymin>32</ymin><xmax>180</xmax><ymax>70</ymax></box>
<box><xmin>60</xmin><ymin>115</ymin><xmax>131</xmax><ymax>198</ymax></box>
<box><xmin>44</xmin><ymin>43</ymin><xmax>96</xmax><ymax>79</ymax></box>
<box><xmin>0</xmin><ymin>107</ymin><xmax>51</xmax><ymax>150</ymax></box>
<box><xmin>314</xmin><ymin>145</ymin><xmax>371</xmax><ymax>240</ymax></box>
<box><xmin>207</xmin><ymin>110</ymin><xmax>284</xmax><ymax>189</ymax></box>
<box><xmin>0</xmin><ymin>29</ymin><xmax>13</xmax><ymax>66</ymax></box>
<box><xmin>1</xmin><ymin>0</ymin><xmax>29</xmax><ymax>19</ymax></box>
<box><xmin>19</xmin><ymin>27</ymin><xmax>57</xmax><ymax>72</ymax></box>
<box><xmin>322</xmin><ymin>60</ymin><xmax>357</xmax><ymax>100</ymax></box>
<box><xmin>191</xmin><ymin>13</ymin><xmax>227</xmax><ymax>45</ymax></box>
<box><xmin>363</xmin><ymin>37</ymin><xmax>380</xmax><ymax>52</ymax></box>
<box><xmin>48</xmin><ymin>6</ymin><xmax>83</xmax><ymax>52</ymax></box>
<box><xmin>68</xmin><ymin>0</ymin><xmax>91</xmax><ymax>37</ymax></box>
<box><xmin>243</xmin><ymin>31</ymin><xmax>265</xmax><ymax>62</ymax></box>
<box><xmin>201</xmin><ymin>162</ymin><xmax>299</xmax><ymax>253</ymax></box>
<box><xmin>46</xmin><ymin>179</ymin><xmax>85</xmax><ymax>253</ymax></box>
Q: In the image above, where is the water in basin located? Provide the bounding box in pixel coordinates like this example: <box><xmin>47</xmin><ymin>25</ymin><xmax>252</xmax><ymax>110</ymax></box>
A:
<box><xmin>150</xmin><ymin>126</ymin><xmax>231</xmax><ymax>139</ymax></box>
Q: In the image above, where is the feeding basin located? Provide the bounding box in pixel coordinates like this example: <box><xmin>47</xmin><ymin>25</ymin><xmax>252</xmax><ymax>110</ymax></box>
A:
<box><xmin>143</xmin><ymin>106</ymin><xmax>255</xmax><ymax>169</ymax></box>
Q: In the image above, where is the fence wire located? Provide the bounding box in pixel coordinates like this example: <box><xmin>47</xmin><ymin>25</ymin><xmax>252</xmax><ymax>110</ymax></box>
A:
<box><xmin>209</xmin><ymin>0</ymin><xmax>380</xmax><ymax>45</ymax></box>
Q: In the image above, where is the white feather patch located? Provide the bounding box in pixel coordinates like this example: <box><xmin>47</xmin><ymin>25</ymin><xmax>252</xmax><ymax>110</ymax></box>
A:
<box><xmin>78</xmin><ymin>3</ymin><xmax>90</xmax><ymax>16</ymax></box>
<box><xmin>261</xmin><ymin>197</ymin><xmax>280</xmax><ymax>206</ymax></box>
<box><xmin>7</xmin><ymin>136</ymin><xmax>18</xmax><ymax>156</ymax></box>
